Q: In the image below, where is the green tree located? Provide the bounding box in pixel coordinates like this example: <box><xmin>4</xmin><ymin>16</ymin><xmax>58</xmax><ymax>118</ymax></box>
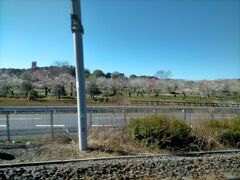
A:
<box><xmin>92</xmin><ymin>70</ymin><xmax>105</xmax><ymax>78</ymax></box>
<box><xmin>84</xmin><ymin>69</ymin><xmax>91</xmax><ymax>78</ymax></box>
<box><xmin>105</xmin><ymin>72</ymin><xmax>112</xmax><ymax>79</ymax></box>
<box><xmin>129</xmin><ymin>74</ymin><xmax>137</xmax><ymax>79</ymax></box>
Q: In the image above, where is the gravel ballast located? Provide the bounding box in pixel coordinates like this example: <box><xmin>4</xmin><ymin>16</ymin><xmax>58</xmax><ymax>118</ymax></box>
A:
<box><xmin>0</xmin><ymin>153</ymin><xmax>240</xmax><ymax>179</ymax></box>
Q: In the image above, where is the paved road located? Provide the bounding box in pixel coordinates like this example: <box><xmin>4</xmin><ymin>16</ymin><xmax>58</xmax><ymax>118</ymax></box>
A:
<box><xmin>0</xmin><ymin>106</ymin><xmax>238</xmax><ymax>140</ymax></box>
<box><xmin>0</xmin><ymin>112</ymin><xmax>141</xmax><ymax>139</ymax></box>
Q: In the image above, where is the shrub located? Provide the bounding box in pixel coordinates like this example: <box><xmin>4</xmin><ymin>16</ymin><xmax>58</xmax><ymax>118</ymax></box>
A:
<box><xmin>129</xmin><ymin>115</ymin><xmax>192</xmax><ymax>148</ymax></box>
<box><xmin>205</xmin><ymin>116</ymin><xmax>240</xmax><ymax>148</ymax></box>
<box><xmin>169</xmin><ymin>119</ymin><xmax>192</xmax><ymax>147</ymax></box>
<box><xmin>228</xmin><ymin>116</ymin><xmax>240</xmax><ymax>131</ymax></box>
<box><xmin>221</xmin><ymin>130</ymin><xmax>240</xmax><ymax>148</ymax></box>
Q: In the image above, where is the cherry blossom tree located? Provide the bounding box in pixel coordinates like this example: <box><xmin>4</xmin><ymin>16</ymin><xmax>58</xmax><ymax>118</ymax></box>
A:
<box><xmin>128</xmin><ymin>78</ymin><xmax>146</xmax><ymax>96</ymax></box>
<box><xmin>86</xmin><ymin>78</ymin><xmax>101</xmax><ymax>99</ymax></box>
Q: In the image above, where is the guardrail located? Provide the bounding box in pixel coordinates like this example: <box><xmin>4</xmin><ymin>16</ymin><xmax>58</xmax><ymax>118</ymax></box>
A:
<box><xmin>0</xmin><ymin>106</ymin><xmax>239</xmax><ymax>141</ymax></box>
<box><xmin>1</xmin><ymin>105</ymin><xmax>239</xmax><ymax>112</ymax></box>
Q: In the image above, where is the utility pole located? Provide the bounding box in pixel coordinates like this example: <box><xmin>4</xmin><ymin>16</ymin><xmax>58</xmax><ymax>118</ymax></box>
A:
<box><xmin>71</xmin><ymin>0</ymin><xmax>87</xmax><ymax>151</ymax></box>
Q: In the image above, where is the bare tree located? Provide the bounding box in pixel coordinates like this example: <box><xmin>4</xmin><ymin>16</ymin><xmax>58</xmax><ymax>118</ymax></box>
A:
<box><xmin>53</xmin><ymin>60</ymin><xmax>69</xmax><ymax>67</ymax></box>
<box><xmin>155</xmin><ymin>70</ymin><xmax>172</xmax><ymax>80</ymax></box>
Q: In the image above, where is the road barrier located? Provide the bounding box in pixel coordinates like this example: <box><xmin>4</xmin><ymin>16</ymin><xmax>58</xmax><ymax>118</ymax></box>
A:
<box><xmin>0</xmin><ymin>106</ymin><xmax>239</xmax><ymax>141</ymax></box>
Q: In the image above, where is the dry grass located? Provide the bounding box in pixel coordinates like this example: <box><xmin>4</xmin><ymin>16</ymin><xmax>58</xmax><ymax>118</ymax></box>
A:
<box><xmin>0</xmin><ymin>97</ymin><xmax>127</xmax><ymax>106</ymax></box>
<box><xmin>88</xmin><ymin>127</ymin><xmax>168</xmax><ymax>155</ymax></box>
<box><xmin>189</xmin><ymin>126</ymin><xmax>225</xmax><ymax>151</ymax></box>
<box><xmin>1</xmin><ymin>117</ymin><xmax>239</xmax><ymax>164</ymax></box>
<box><xmin>0</xmin><ymin>129</ymin><xmax>168</xmax><ymax>164</ymax></box>
<box><xmin>0</xmin><ymin>98</ymin><xmax>77</xmax><ymax>106</ymax></box>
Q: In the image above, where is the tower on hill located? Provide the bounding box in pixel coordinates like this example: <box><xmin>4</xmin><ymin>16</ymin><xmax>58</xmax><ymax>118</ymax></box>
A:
<box><xmin>32</xmin><ymin>61</ymin><xmax>37</xmax><ymax>69</ymax></box>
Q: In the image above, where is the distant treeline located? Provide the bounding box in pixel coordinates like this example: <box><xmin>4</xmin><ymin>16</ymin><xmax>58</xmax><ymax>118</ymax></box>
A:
<box><xmin>0</xmin><ymin>66</ymin><xmax>239</xmax><ymax>101</ymax></box>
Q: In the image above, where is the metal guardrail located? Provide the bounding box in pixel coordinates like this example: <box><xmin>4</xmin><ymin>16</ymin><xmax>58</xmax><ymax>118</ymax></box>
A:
<box><xmin>0</xmin><ymin>105</ymin><xmax>239</xmax><ymax>112</ymax></box>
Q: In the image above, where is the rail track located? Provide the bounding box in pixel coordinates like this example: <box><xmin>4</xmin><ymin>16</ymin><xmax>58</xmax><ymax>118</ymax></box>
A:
<box><xmin>0</xmin><ymin>150</ymin><xmax>240</xmax><ymax>179</ymax></box>
<box><xmin>0</xmin><ymin>150</ymin><xmax>240</xmax><ymax>168</ymax></box>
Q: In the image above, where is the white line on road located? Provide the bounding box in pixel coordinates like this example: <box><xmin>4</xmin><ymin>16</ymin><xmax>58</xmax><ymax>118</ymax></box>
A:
<box><xmin>12</xmin><ymin>118</ymin><xmax>41</xmax><ymax>120</ymax></box>
<box><xmin>0</xmin><ymin>118</ymin><xmax>41</xmax><ymax>120</ymax></box>
<box><xmin>35</xmin><ymin>125</ymin><xmax>65</xmax><ymax>127</ymax></box>
<box><xmin>0</xmin><ymin>125</ymin><xmax>6</xmax><ymax>127</ymax></box>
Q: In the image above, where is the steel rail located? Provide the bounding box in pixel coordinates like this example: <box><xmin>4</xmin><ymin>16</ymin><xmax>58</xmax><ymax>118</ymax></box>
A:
<box><xmin>0</xmin><ymin>150</ymin><xmax>240</xmax><ymax>168</ymax></box>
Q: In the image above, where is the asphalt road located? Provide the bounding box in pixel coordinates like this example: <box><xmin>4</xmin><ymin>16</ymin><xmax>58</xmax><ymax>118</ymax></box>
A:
<box><xmin>0</xmin><ymin>109</ymin><xmax>238</xmax><ymax>140</ymax></box>
<box><xmin>0</xmin><ymin>112</ymin><xmax>139</xmax><ymax>139</ymax></box>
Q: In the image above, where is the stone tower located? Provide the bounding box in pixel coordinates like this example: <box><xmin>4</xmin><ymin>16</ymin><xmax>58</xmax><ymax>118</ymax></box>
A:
<box><xmin>32</xmin><ymin>61</ymin><xmax>37</xmax><ymax>69</ymax></box>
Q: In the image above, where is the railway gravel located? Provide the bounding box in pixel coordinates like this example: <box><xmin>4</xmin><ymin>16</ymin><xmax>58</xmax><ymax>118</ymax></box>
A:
<box><xmin>0</xmin><ymin>153</ymin><xmax>240</xmax><ymax>179</ymax></box>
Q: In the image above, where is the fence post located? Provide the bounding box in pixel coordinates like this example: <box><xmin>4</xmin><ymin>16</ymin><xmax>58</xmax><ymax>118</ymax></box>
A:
<box><xmin>211</xmin><ymin>108</ymin><xmax>214</xmax><ymax>119</ymax></box>
<box><xmin>123</xmin><ymin>108</ymin><xmax>127</xmax><ymax>126</ymax></box>
<box><xmin>183</xmin><ymin>109</ymin><xmax>187</xmax><ymax>120</ymax></box>
<box><xmin>6</xmin><ymin>112</ymin><xmax>11</xmax><ymax>142</ymax></box>
<box><xmin>50</xmin><ymin>111</ymin><xmax>54</xmax><ymax>141</ymax></box>
<box><xmin>236</xmin><ymin>104</ymin><xmax>240</xmax><ymax>116</ymax></box>
<box><xmin>89</xmin><ymin>107</ymin><xmax>93</xmax><ymax>130</ymax></box>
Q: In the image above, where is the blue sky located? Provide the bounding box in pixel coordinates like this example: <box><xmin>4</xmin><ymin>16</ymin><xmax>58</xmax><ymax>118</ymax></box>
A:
<box><xmin>0</xmin><ymin>0</ymin><xmax>239</xmax><ymax>80</ymax></box>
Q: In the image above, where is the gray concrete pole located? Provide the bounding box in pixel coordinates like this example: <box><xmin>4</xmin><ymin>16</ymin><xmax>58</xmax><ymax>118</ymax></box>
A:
<box><xmin>71</xmin><ymin>0</ymin><xmax>87</xmax><ymax>151</ymax></box>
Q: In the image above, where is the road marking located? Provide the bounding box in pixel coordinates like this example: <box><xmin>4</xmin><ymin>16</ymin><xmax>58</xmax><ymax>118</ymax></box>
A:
<box><xmin>92</xmin><ymin>125</ymin><xmax>120</xmax><ymax>127</ymax></box>
<box><xmin>0</xmin><ymin>125</ymin><xmax>6</xmax><ymax>127</ymax></box>
<box><xmin>0</xmin><ymin>117</ymin><xmax>41</xmax><ymax>121</ymax></box>
<box><xmin>0</xmin><ymin>118</ymin><xmax>41</xmax><ymax>120</ymax></box>
<box><xmin>12</xmin><ymin>118</ymin><xmax>41</xmax><ymax>120</ymax></box>
<box><xmin>35</xmin><ymin>125</ymin><xmax>65</xmax><ymax>127</ymax></box>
